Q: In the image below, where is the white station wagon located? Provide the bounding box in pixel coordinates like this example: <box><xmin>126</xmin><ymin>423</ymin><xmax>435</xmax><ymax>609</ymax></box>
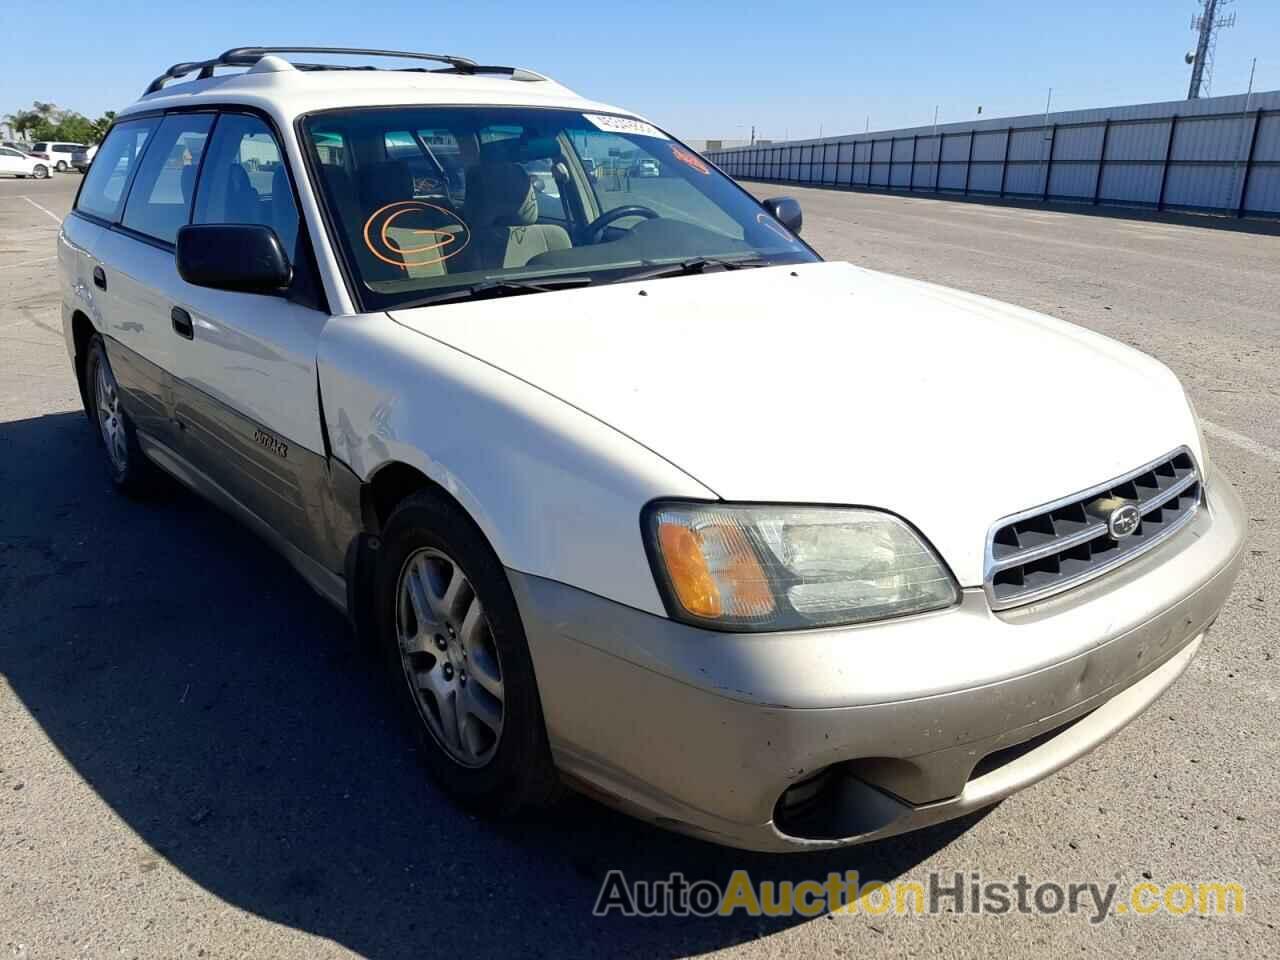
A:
<box><xmin>60</xmin><ymin>47</ymin><xmax>1245</xmax><ymax>852</ymax></box>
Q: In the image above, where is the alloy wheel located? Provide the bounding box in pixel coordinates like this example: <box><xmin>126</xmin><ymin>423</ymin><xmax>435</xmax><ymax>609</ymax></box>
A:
<box><xmin>396</xmin><ymin>547</ymin><xmax>505</xmax><ymax>767</ymax></box>
<box><xmin>95</xmin><ymin>356</ymin><xmax>128</xmax><ymax>472</ymax></box>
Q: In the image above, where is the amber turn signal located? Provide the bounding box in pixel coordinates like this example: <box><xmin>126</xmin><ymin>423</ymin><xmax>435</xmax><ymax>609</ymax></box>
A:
<box><xmin>653</xmin><ymin>515</ymin><xmax>775</xmax><ymax>622</ymax></box>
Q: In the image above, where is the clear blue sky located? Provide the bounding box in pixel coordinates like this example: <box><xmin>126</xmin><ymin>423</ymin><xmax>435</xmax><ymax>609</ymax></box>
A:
<box><xmin>3</xmin><ymin>1</ymin><xmax>1277</xmax><ymax>140</ymax></box>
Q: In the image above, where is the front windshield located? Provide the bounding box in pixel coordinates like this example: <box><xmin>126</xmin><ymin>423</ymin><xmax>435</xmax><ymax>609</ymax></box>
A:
<box><xmin>301</xmin><ymin>106</ymin><xmax>817</xmax><ymax>309</ymax></box>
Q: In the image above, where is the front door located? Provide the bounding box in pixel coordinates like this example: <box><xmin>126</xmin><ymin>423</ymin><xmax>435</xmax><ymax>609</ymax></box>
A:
<box><xmin>162</xmin><ymin>113</ymin><xmax>340</xmax><ymax>574</ymax></box>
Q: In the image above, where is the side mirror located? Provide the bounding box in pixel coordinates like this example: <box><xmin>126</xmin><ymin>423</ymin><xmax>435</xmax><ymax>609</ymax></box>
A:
<box><xmin>762</xmin><ymin>196</ymin><xmax>803</xmax><ymax>235</ymax></box>
<box><xmin>176</xmin><ymin>224</ymin><xmax>292</xmax><ymax>294</ymax></box>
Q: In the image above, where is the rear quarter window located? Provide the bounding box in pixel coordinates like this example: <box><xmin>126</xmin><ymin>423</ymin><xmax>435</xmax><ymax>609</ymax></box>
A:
<box><xmin>75</xmin><ymin>119</ymin><xmax>159</xmax><ymax>222</ymax></box>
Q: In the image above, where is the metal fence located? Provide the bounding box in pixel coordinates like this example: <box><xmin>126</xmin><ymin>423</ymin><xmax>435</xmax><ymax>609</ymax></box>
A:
<box><xmin>706</xmin><ymin>90</ymin><xmax>1280</xmax><ymax>218</ymax></box>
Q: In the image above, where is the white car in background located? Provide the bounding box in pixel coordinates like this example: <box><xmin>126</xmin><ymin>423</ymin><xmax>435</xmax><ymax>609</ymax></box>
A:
<box><xmin>58</xmin><ymin>46</ymin><xmax>1245</xmax><ymax>852</ymax></box>
<box><xmin>30</xmin><ymin>141</ymin><xmax>86</xmax><ymax>172</ymax></box>
<box><xmin>0</xmin><ymin>145</ymin><xmax>50</xmax><ymax>178</ymax></box>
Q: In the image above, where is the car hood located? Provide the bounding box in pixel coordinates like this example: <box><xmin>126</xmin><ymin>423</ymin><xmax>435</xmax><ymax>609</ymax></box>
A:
<box><xmin>390</xmin><ymin>261</ymin><xmax>1200</xmax><ymax>586</ymax></box>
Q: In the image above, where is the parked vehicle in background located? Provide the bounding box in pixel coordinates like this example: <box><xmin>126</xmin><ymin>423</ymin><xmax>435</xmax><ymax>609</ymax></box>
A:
<box><xmin>71</xmin><ymin>143</ymin><xmax>99</xmax><ymax>172</ymax></box>
<box><xmin>0</xmin><ymin>145</ymin><xmax>50</xmax><ymax>179</ymax></box>
<box><xmin>631</xmin><ymin>158</ymin><xmax>660</xmax><ymax>177</ymax></box>
<box><xmin>59</xmin><ymin>46</ymin><xmax>1245</xmax><ymax>854</ymax></box>
<box><xmin>3</xmin><ymin>140</ymin><xmax>34</xmax><ymax>153</ymax></box>
<box><xmin>30</xmin><ymin>141</ymin><xmax>86</xmax><ymax>172</ymax></box>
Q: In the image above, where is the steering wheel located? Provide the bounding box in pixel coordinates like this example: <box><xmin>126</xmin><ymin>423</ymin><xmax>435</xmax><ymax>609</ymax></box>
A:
<box><xmin>581</xmin><ymin>205</ymin><xmax>660</xmax><ymax>243</ymax></box>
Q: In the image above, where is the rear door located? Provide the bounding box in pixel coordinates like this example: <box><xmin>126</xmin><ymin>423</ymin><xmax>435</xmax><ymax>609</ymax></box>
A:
<box><xmin>89</xmin><ymin>113</ymin><xmax>213</xmax><ymax>448</ymax></box>
<box><xmin>66</xmin><ymin>116</ymin><xmax>171</xmax><ymax>440</ymax></box>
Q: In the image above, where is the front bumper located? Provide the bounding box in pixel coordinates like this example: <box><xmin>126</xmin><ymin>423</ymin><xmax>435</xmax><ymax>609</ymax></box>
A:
<box><xmin>512</xmin><ymin>468</ymin><xmax>1245</xmax><ymax>852</ymax></box>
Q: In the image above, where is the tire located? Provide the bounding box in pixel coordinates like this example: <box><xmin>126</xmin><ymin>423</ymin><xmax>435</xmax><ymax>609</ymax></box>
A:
<box><xmin>55</xmin><ymin>160</ymin><xmax>68</xmax><ymax>172</ymax></box>
<box><xmin>376</xmin><ymin>489</ymin><xmax>562</xmax><ymax>816</ymax></box>
<box><xmin>32</xmin><ymin>164</ymin><xmax>48</xmax><ymax>179</ymax></box>
<box><xmin>84</xmin><ymin>335</ymin><xmax>163</xmax><ymax>497</ymax></box>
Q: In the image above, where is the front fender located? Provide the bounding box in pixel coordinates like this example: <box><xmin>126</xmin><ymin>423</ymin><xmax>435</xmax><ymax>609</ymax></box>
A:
<box><xmin>317</xmin><ymin>313</ymin><xmax>716</xmax><ymax>616</ymax></box>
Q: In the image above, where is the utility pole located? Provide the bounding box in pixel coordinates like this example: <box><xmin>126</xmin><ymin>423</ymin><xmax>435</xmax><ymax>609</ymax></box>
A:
<box><xmin>1187</xmin><ymin>0</ymin><xmax>1236</xmax><ymax>99</ymax></box>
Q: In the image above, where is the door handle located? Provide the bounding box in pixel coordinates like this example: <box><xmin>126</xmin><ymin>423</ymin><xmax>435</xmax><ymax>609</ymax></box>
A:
<box><xmin>171</xmin><ymin>306</ymin><xmax>194</xmax><ymax>340</ymax></box>
<box><xmin>92</xmin><ymin>265</ymin><xmax>106</xmax><ymax>290</ymax></box>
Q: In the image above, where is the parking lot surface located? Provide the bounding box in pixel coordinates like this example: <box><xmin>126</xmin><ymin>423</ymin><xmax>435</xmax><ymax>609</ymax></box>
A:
<box><xmin>1</xmin><ymin>174</ymin><xmax>1277</xmax><ymax>958</ymax></box>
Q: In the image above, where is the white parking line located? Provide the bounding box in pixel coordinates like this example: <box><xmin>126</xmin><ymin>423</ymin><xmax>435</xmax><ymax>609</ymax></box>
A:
<box><xmin>0</xmin><ymin>256</ymin><xmax>56</xmax><ymax>270</ymax></box>
<box><xmin>19</xmin><ymin>195</ymin><xmax>63</xmax><ymax>224</ymax></box>
<box><xmin>1202</xmin><ymin>419</ymin><xmax>1280</xmax><ymax>466</ymax></box>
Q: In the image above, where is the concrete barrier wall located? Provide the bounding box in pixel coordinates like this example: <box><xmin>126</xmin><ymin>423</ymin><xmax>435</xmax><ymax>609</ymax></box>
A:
<box><xmin>706</xmin><ymin>90</ymin><xmax>1280</xmax><ymax>218</ymax></box>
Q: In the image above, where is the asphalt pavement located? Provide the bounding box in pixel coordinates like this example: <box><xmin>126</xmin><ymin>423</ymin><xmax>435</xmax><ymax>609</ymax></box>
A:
<box><xmin>1</xmin><ymin>174</ymin><xmax>1276</xmax><ymax>958</ymax></box>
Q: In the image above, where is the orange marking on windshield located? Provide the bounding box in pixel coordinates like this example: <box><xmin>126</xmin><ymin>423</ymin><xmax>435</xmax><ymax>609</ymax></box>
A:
<box><xmin>362</xmin><ymin>200</ymin><xmax>470</xmax><ymax>268</ymax></box>
<box><xmin>670</xmin><ymin>144</ymin><xmax>711</xmax><ymax>175</ymax></box>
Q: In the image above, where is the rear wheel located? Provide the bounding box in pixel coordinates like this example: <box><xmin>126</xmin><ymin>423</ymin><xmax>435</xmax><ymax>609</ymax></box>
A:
<box><xmin>32</xmin><ymin>164</ymin><xmax>48</xmax><ymax>179</ymax></box>
<box><xmin>55</xmin><ymin>160</ymin><xmax>68</xmax><ymax>172</ymax></box>
<box><xmin>376</xmin><ymin>490</ymin><xmax>561</xmax><ymax>815</ymax></box>
<box><xmin>84</xmin><ymin>335</ymin><xmax>162</xmax><ymax>497</ymax></box>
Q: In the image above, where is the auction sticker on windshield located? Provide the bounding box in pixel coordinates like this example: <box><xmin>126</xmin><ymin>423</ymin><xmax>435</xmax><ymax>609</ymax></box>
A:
<box><xmin>583</xmin><ymin>114</ymin><xmax>668</xmax><ymax>139</ymax></box>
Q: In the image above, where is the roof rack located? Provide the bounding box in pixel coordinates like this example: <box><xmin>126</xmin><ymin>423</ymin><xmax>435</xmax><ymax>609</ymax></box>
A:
<box><xmin>143</xmin><ymin>46</ymin><xmax>550</xmax><ymax>96</ymax></box>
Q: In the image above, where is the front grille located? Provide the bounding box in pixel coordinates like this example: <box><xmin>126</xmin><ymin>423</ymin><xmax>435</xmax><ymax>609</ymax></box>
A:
<box><xmin>985</xmin><ymin>448</ymin><xmax>1201</xmax><ymax>610</ymax></box>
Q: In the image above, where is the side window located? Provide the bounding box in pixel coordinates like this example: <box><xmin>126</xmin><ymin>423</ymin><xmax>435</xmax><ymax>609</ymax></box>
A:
<box><xmin>120</xmin><ymin>114</ymin><xmax>213</xmax><ymax>244</ymax></box>
<box><xmin>193</xmin><ymin>114</ymin><xmax>299</xmax><ymax>261</ymax></box>
<box><xmin>523</xmin><ymin>158</ymin><xmax>565</xmax><ymax>222</ymax></box>
<box><xmin>418</xmin><ymin>128</ymin><xmax>465</xmax><ymax>196</ymax></box>
<box><xmin>384</xmin><ymin>131</ymin><xmax>418</xmax><ymax>160</ymax></box>
<box><xmin>75</xmin><ymin>119</ymin><xmax>159</xmax><ymax>222</ymax></box>
<box><xmin>312</xmin><ymin>130</ymin><xmax>346</xmax><ymax>167</ymax></box>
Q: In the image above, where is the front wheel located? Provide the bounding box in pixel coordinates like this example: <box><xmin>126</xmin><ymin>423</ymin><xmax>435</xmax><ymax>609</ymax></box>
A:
<box><xmin>55</xmin><ymin>160</ymin><xmax>68</xmax><ymax>172</ymax></box>
<box><xmin>32</xmin><ymin>164</ymin><xmax>48</xmax><ymax>179</ymax></box>
<box><xmin>376</xmin><ymin>490</ymin><xmax>561</xmax><ymax>815</ymax></box>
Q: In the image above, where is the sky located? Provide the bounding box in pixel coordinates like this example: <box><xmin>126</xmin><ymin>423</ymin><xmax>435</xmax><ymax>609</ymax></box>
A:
<box><xmin>2</xmin><ymin>1</ymin><xmax>1277</xmax><ymax>141</ymax></box>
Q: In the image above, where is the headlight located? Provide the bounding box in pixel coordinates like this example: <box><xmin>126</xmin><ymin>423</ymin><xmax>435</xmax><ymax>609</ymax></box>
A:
<box><xmin>643</xmin><ymin>502</ymin><xmax>959</xmax><ymax>631</ymax></box>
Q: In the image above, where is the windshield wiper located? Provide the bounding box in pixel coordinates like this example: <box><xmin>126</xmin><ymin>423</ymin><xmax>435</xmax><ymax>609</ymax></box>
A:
<box><xmin>396</xmin><ymin>275</ymin><xmax>595</xmax><ymax>309</ymax></box>
<box><xmin>618</xmin><ymin>256</ymin><xmax>772</xmax><ymax>285</ymax></box>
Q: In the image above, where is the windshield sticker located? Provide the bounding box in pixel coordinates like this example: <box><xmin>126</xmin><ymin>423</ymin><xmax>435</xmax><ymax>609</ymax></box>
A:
<box><xmin>362</xmin><ymin>200</ymin><xmax>470</xmax><ymax>269</ymax></box>
<box><xmin>583</xmin><ymin>114</ymin><xmax>669</xmax><ymax>140</ymax></box>
<box><xmin>669</xmin><ymin>144</ymin><xmax>711</xmax><ymax>175</ymax></box>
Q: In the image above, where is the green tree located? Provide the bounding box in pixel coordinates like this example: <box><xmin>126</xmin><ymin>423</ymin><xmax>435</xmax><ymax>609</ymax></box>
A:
<box><xmin>3</xmin><ymin>108</ymin><xmax>44</xmax><ymax>140</ymax></box>
<box><xmin>51</xmin><ymin>112</ymin><xmax>95</xmax><ymax>143</ymax></box>
<box><xmin>4</xmin><ymin>101</ymin><xmax>108</xmax><ymax>143</ymax></box>
<box><xmin>89</xmin><ymin>110</ymin><xmax>116</xmax><ymax>143</ymax></box>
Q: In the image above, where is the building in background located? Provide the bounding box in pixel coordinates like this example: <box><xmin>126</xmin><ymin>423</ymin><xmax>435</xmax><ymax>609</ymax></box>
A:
<box><xmin>684</xmin><ymin>138</ymin><xmax>761</xmax><ymax>154</ymax></box>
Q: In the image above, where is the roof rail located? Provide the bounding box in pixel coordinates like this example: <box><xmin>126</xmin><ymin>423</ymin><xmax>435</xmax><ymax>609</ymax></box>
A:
<box><xmin>142</xmin><ymin>46</ymin><xmax>543</xmax><ymax>96</ymax></box>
